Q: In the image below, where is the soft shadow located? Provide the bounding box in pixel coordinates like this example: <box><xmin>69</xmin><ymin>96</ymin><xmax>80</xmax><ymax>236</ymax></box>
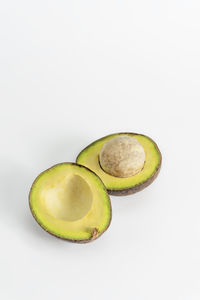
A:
<box><xmin>110</xmin><ymin>179</ymin><xmax>161</xmax><ymax>221</ymax></box>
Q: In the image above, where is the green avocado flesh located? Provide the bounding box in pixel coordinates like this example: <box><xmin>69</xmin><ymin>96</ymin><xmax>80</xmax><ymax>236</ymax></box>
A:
<box><xmin>76</xmin><ymin>133</ymin><xmax>161</xmax><ymax>193</ymax></box>
<box><xmin>29</xmin><ymin>163</ymin><xmax>111</xmax><ymax>242</ymax></box>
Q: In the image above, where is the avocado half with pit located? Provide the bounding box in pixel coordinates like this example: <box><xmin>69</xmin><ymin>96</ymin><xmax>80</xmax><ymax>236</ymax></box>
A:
<box><xmin>29</xmin><ymin>163</ymin><xmax>112</xmax><ymax>242</ymax></box>
<box><xmin>76</xmin><ymin>133</ymin><xmax>162</xmax><ymax>196</ymax></box>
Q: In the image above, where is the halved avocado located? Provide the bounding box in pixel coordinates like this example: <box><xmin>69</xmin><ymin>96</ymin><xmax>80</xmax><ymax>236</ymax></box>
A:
<box><xmin>29</xmin><ymin>163</ymin><xmax>112</xmax><ymax>243</ymax></box>
<box><xmin>76</xmin><ymin>133</ymin><xmax>162</xmax><ymax>196</ymax></box>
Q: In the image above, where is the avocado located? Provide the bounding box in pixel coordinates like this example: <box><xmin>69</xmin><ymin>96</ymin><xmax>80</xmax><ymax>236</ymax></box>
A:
<box><xmin>29</xmin><ymin>163</ymin><xmax>112</xmax><ymax>242</ymax></box>
<box><xmin>76</xmin><ymin>133</ymin><xmax>162</xmax><ymax>196</ymax></box>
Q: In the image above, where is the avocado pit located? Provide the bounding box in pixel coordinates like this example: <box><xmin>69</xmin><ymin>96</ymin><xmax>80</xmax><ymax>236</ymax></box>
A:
<box><xmin>99</xmin><ymin>136</ymin><xmax>145</xmax><ymax>178</ymax></box>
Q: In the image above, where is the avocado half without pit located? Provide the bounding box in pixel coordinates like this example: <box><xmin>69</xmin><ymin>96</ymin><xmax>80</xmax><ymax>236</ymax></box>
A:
<box><xmin>76</xmin><ymin>133</ymin><xmax>162</xmax><ymax>196</ymax></box>
<box><xmin>29</xmin><ymin>163</ymin><xmax>112</xmax><ymax>242</ymax></box>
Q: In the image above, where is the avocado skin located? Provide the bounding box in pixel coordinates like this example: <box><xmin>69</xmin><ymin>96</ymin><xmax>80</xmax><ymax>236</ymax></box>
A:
<box><xmin>107</xmin><ymin>158</ymin><xmax>161</xmax><ymax>196</ymax></box>
<box><xmin>29</xmin><ymin>163</ymin><xmax>112</xmax><ymax>243</ymax></box>
<box><xmin>76</xmin><ymin>132</ymin><xmax>162</xmax><ymax>196</ymax></box>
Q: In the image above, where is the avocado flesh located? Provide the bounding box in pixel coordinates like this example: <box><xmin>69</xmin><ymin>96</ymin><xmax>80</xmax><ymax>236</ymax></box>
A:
<box><xmin>76</xmin><ymin>133</ymin><xmax>161</xmax><ymax>195</ymax></box>
<box><xmin>29</xmin><ymin>163</ymin><xmax>111</xmax><ymax>242</ymax></box>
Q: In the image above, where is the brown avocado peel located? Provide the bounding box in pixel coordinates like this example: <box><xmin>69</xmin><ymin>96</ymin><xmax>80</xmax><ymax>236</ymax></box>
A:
<box><xmin>29</xmin><ymin>163</ymin><xmax>112</xmax><ymax>243</ymax></box>
<box><xmin>76</xmin><ymin>133</ymin><xmax>162</xmax><ymax>196</ymax></box>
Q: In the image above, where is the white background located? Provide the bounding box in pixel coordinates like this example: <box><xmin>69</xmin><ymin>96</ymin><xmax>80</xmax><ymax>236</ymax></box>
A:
<box><xmin>0</xmin><ymin>1</ymin><xmax>200</xmax><ymax>299</ymax></box>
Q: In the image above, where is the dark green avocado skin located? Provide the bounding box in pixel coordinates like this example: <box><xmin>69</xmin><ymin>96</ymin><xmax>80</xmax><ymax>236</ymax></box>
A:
<box><xmin>76</xmin><ymin>132</ymin><xmax>162</xmax><ymax>196</ymax></box>
<box><xmin>107</xmin><ymin>161</ymin><xmax>161</xmax><ymax>196</ymax></box>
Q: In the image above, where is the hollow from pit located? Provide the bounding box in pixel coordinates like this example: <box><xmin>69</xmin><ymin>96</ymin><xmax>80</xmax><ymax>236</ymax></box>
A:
<box><xmin>43</xmin><ymin>175</ymin><xmax>93</xmax><ymax>222</ymax></box>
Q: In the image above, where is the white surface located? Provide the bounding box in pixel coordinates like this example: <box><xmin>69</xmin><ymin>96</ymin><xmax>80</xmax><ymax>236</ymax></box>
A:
<box><xmin>0</xmin><ymin>1</ymin><xmax>200</xmax><ymax>299</ymax></box>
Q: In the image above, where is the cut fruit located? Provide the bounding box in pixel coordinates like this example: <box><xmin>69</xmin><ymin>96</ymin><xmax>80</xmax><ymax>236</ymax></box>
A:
<box><xmin>76</xmin><ymin>133</ymin><xmax>162</xmax><ymax>196</ymax></box>
<box><xmin>29</xmin><ymin>163</ymin><xmax>112</xmax><ymax>242</ymax></box>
